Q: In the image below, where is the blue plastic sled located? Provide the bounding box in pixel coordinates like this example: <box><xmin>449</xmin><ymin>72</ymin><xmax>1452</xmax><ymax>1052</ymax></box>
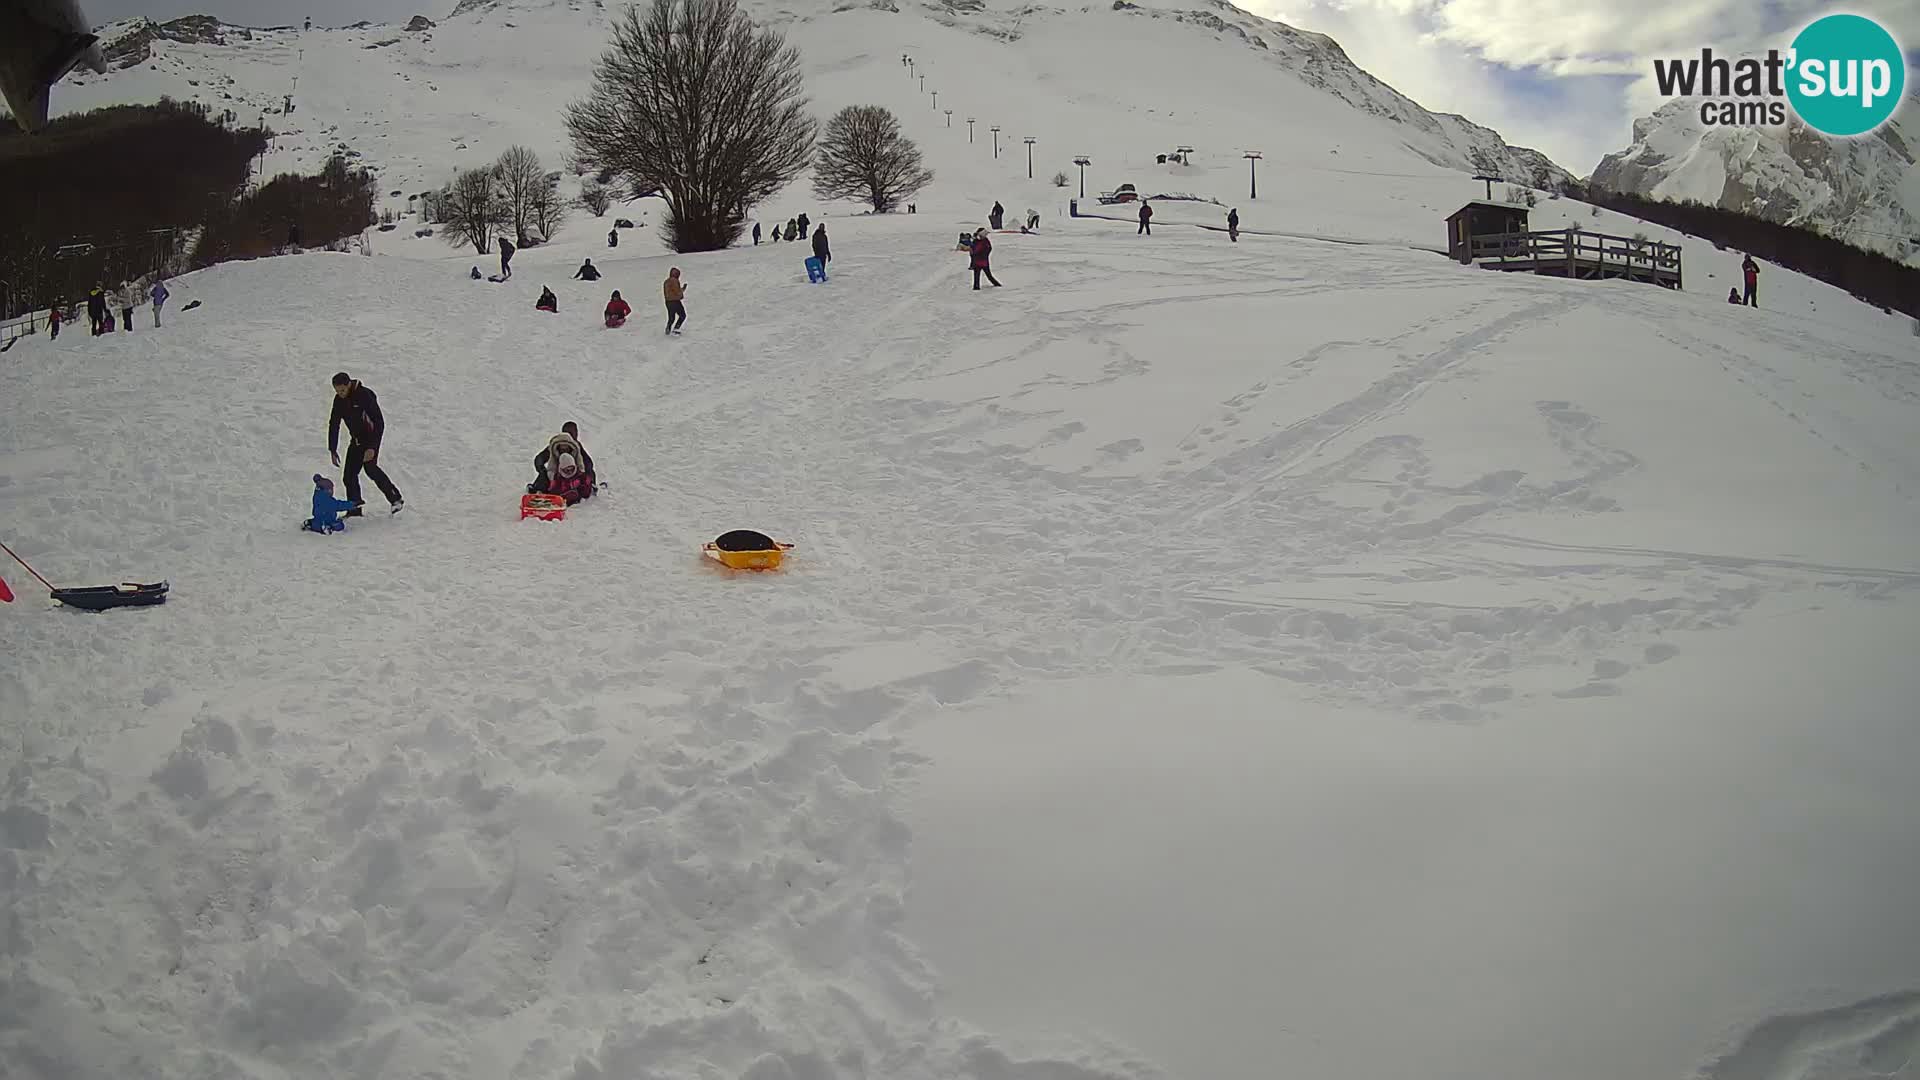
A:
<box><xmin>805</xmin><ymin>256</ymin><xmax>827</xmax><ymax>283</ymax></box>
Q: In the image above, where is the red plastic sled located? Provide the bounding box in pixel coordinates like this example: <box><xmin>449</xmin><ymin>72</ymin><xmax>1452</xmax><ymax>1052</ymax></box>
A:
<box><xmin>521</xmin><ymin>492</ymin><xmax>567</xmax><ymax>521</ymax></box>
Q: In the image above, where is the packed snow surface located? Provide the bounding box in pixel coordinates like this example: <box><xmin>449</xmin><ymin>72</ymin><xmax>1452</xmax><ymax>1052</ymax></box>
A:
<box><xmin>6</xmin><ymin>201</ymin><xmax>1920</xmax><ymax>1079</ymax></box>
<box><xmin>8</xmin><ymin>3</ymin><xmax>1920</xmax><ymax>1077</ymax></box>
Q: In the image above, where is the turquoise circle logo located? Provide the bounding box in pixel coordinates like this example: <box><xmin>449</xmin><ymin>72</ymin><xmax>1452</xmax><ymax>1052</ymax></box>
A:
<box><xmin>1786</xmin><ymin>14</ymin><xmax>1906</xmax><ymax>136</ymax></box>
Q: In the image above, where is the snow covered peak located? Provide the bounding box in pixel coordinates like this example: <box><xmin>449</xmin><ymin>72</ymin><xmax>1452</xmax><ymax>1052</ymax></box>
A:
<box><xmin>1592</xmin><ymin>97</ymin><xmax>1920</xmax><ymax>265</ymax></box>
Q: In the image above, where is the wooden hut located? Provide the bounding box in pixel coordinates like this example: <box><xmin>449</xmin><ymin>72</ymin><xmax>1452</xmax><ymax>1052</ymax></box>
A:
<box><xmin>1446</xmin><ymin>200</ymin><xmax>1531</xmax><ymax>263</ymax></box>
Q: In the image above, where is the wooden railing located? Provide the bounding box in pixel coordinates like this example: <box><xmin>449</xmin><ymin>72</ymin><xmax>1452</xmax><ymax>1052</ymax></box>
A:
<box><xmin>1469</xmin><ymin>228</ymin><xmax>1683</xmax><ymax>287</ymax></box>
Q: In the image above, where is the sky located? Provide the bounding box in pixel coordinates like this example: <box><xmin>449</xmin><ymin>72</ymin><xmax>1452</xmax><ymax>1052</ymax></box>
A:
<box><xmin>1255</xmin><ymin>0</ymin><xmax>1920</xmax><ymax>173</ymax></box>
<box><xmin>79</xmin><ymin>0</ymin><xmax>1920</xmax><ymax>176</ymax></box>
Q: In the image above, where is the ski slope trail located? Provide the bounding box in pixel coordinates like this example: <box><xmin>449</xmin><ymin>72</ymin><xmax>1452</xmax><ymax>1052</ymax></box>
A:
<box><xmin>4</xmin><ymin>210</ymin><xmax>1920</xmax><ymax>1079</ymax></box>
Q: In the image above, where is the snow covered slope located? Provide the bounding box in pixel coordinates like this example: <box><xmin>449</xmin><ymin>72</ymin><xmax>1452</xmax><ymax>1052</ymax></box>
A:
<box><xmin>48</xmin><ymin>0</ymin><xmax>1570</xmax><ymax>233</ymax></box>
<box><xmin>1592</xmin><ymin>97</ymin><xmax>1920</xmax><ymax>265</ymax></box>
<box><xmin>4</xmin><ymin>183</ymin><xmax>1919</xmax><ymax>1079</ymax></box>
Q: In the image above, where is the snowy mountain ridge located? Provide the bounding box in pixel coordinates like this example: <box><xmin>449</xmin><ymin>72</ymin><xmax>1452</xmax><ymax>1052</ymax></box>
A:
<box><xmin>1592</xmin><ymin>97</ymin><xmax>1920</xmax><ymax>265</ymax></box>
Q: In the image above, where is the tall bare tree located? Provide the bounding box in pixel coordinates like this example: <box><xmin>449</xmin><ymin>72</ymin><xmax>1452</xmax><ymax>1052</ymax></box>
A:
<box><xmin>439</xmin><ymin>167</ymin><xmax>505</xmax><ymax>254</ymax></box>
<box><xmin>565</xmin><ymin>0</ymin><xmax>815</xmax><ymax>252</ymax></box>
<box><xmin>529</xmin><ymin>171</ymin><xmax>567</xmax><ymax>240</ymax></box>
<box><xmin>812</xmin><ymin>105</ymin><xmax>933</xmax><ymax>214</ymax></box>
<box><xmin>492</xmin><ymin>145</ymin><xmax>547</xmax><ymax>246</ymax></box>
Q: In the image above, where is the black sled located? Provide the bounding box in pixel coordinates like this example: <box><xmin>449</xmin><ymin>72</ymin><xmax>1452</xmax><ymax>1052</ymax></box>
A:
<box><xmin>51</xmin><ymin>581</ymin><xmax>170</xmax><ymax>611</ymax></box>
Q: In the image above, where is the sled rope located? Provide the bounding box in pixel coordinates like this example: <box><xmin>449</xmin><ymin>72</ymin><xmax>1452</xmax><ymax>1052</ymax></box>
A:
<box><xmin>0</xmin><ymin>541</ymin><xmax>57</xmax><ymax>592</ymax></box>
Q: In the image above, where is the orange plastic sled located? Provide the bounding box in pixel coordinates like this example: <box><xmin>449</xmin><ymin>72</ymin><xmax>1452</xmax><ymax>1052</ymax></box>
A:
<box><xmin>521</xmin><ymin>492</ymin><xmax>568</xmax><ymax>521</ymax></box>
<box><xmin>703</xmin><ymin>540</ymin><xmax>793</xmax><ymax>571</ymax></box>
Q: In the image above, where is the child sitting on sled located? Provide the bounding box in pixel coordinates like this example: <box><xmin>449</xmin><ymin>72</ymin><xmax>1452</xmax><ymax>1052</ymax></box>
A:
<box><xmin>529</xmin><ymin>425</ymin><xmax>597</xmax><ymax>504</ymax></box>
<box><xmin>604</xmin><ymin>290</ymin><xmax>631</xmax><ymax>327</ymax></box>
<box><xmin>302</xmin><ymin>474</ymin><xmax>357</xmax><ymax>534</ymax></box>
<box><xmin>536</xmin><ymin>449</ymin><xmax>594</xmax><ymax>504</ymax></box>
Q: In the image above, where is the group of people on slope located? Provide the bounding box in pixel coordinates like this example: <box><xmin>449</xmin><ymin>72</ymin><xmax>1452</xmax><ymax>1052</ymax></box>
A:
<box><xmin>304</xmin><ymin>372</ymin><xmax>601</xmax><ymax>535</ymax></box>
<box><xmin>753</xmin><ymin>212</ymin><xmax>828</xmax><ymax>251</ymax></box>
<box><xmin>49</xmin><ymin>279</ymin><xmax>171</xmax><ymax>340</ymax></box>
<box><xmin>537</xmin><ymin>266</ymin><xmax>688</xmax><ymax>335</ymax></box>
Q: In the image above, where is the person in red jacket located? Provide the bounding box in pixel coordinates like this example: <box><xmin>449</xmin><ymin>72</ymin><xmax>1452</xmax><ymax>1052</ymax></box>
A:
<box><xmin>1741</xmin><ymin>255</ymin><xmax>1759</xmax><ymax>307</ymax></box>
<box><xmin>969</xmin><ymin>228</ymin><xmax>1001</xmax><ymax>290</ymax></box>
<box><xmin>604</xmin><ymin>290</ymin><xmax>631</xmax><ymax>328</ymax></box>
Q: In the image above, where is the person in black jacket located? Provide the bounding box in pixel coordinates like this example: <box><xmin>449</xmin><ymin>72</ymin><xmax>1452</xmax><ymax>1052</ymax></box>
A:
<box><xmin>811</xmin><ymin>223</ymin><xmax>830</xmax><ymax>264</ymax></box>
<box><xmin>328</xmin><ymin>372</ymin><xmax>404</xmax><ymax>514</ymax></box>
<box><xmin>573</xmin><ymin>259</ymin><xmax>601</xmax><ymax>281</ymax></box>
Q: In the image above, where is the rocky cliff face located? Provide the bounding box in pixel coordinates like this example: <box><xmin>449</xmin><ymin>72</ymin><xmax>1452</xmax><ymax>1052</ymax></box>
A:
<box><xmin>99</xmin><ymin>16</ymin><xmax>255</xmax><ymax>69</ymax></box>
<box><xmin>1593</xmin><ymin>98</ymin><xmax>1920</xmax><ymax>264</ymax></box>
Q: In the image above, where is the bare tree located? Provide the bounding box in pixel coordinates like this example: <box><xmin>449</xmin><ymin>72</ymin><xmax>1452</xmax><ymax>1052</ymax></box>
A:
<box><xmin>579</xmin><ymin>180</ymin><xmax>613</xmax><ymax>216</ymax></box>
<box><xmin>439</xmin><ymin>167</ymin><xmax>505</xmax><ymax>254</ymax></box>
<box><xmin>529</xmin><ymin>174</ymin><xmax>566</xmax><ymax>240</ymax></box>
<box><xmin>566</xmin><ymin>0</ymin><xmax>816</xmax><ymax>252</ymax></box>
<box><xmin>1051</xmin><ymin>170</ymin><xmax>1069</xmax><ymax>188</ymax></box>
<box><xmin>493</xmin><ymin>145</ymin><xmax>547</xmax><ymax>246</ymax></box>
<box><xmin>812</xmin><ymin>105</ymin><xmax>932</xmax><ymax>214</ymax></box>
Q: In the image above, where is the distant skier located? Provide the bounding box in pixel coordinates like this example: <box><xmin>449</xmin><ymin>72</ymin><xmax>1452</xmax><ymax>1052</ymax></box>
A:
<box><xmin>969</xmin><ymin>228</ymin><xmax>1001</xmax><ymax>290</ymax></box>
<box><xmin>608</xmin><ymin>227</ymin><xmax>618</xmax><ymax>248</ymax></box>
<box><xmin>663</xmin><ymin>268</ymin><xmax>687</xmax><ymax>334</ymax></box>
<box><xmin>536</xmin><ymin>286</ymin><xmax>558</xmax><ymax>312</ymax></box>
<box><xmin>753</xmin><ymin>222</ymin><xmax>761</xmax><ymax>245</ymax></box>
<box><xmin>989</xmin><ymin>201</ymin><xmax>1004</xmax><ymax>230</ymax></box>
<box><xmin>1741</xmin><ymin>255</ymin><xmax>1758</xmax><ymax>307</ymax></box>
<box><xmin>149</xmin><ymin>278</ymin><xmax>170</xmax><ymax>326</ymax></box>
<box><xmin>498</xmin><ymin>236</ymin><xmax>516</xmax><ymax>279</ymax></box>
<box><xmin>302</xmin><ymin>474</ymin><xmax>357</xmax><ymax>534</ymax></box>
<box><xmin>327</xmin><ymin>371</ymin><xmax>403</xmax><ymax>515</ymax></box>
<box><xmin>811</xmin><ymin>223</ymin><xmax>830</xmax><ymax>265</ymax></box>
<box><xmin>573</xmin><ymin>258</ymin><xmax>601</xmax><ymax>281</ymax></box>
<box><xmin>1227</xmin><ymin>208</ymin><xmax>1239</xmax><ymax>242</ymax></box>
<box><xmin>604</xmin><ymin>290</ymin><xmax>631</xmax><ymax>328</ymax></box>
<box><xmin>1137</xmin><ymin>200</ymin><xmax>1152</xmax><ymax>235</ymax></box>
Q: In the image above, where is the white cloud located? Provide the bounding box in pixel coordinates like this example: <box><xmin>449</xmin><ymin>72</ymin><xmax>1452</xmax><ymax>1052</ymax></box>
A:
<box><xmin>1241</xmin><ymin>0</ymin><xmax>1917</xmax><ymax>176</ymax></box>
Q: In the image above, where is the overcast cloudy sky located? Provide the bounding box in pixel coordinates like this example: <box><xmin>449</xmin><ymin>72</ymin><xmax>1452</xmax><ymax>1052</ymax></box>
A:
<box><xmin>85</xmin><ymin>0</ymin><xmax>1918</xmax><ymax>174</ymax></box>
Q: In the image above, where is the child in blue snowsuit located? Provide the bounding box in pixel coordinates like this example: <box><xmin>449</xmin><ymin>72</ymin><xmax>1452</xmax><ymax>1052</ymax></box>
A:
<box><xmin>303</xmin><ymin>474</ymin><xmax>357</xmax><ymax>534</ymax></box>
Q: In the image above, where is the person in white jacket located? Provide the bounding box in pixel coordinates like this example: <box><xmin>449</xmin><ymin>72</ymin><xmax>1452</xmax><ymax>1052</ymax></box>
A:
<box><xmin>150</xmin><ymin>279</ymin><xmax>170</xmax><ymax>327</ymax></box>
<box><xmin>116</xmin><ymin>282</ymin><xmax>136</xmax><ymax>332</ymax></box>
